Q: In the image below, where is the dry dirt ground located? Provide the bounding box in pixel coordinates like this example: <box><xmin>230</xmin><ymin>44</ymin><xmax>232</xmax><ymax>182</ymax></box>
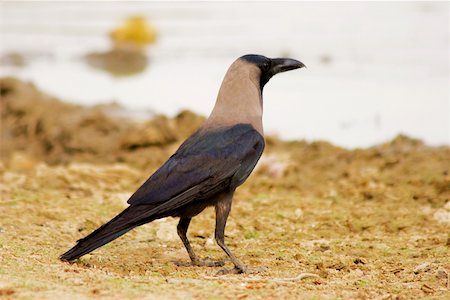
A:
<box><xmin>1</xmin><ymin>78</ymin><xmax>449</xmax><ymax>299</ymax></box>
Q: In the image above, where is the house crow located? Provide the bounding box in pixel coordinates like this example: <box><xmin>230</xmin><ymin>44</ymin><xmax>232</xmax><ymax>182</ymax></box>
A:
<box><xmin>60</xmin><ymin>54</ymin><xmax>305</xmax><ymax>274</ymax></box>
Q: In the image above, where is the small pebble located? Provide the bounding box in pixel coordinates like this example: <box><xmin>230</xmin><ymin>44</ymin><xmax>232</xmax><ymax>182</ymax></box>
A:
<box><xmin>436</xmin><ymin>267</ymin><xmax>448</xmax><ymax>279</ymax></box>
<box><xmin>413</xmin><ymin>262</ymin><xmax>431</xmax><ymax>274</ymax></box>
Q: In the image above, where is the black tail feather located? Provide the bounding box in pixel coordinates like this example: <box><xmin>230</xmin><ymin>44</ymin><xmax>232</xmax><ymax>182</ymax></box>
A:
<box><xmin>60</xmin><ymin>206</ymin><xmax>155</xmax><ymax>261</ymax></box>
<box><xmin>60</xmin><ymin>228</ymin><xmax>132</xmax><ymax>261</ymax></box>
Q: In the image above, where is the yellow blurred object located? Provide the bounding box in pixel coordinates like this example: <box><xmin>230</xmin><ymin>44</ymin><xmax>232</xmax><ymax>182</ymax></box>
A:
<box><xmin>110</xmin><ymin>16</ymin><xmax>157</xmax><ymax>47</ymax></box>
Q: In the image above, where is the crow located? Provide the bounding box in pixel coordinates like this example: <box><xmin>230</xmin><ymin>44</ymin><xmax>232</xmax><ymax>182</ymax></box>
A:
<box><xmin>60</xmin><ymin>54</ymin><xmax>305</xmax><ymax>274</ymax></box>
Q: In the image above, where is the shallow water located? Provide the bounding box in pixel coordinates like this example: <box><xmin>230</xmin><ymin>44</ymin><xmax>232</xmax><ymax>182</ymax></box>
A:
<box><xmin>0</xmin><ymin>1</ymin><xmax>448</xmax><ymax>148</ymax></box>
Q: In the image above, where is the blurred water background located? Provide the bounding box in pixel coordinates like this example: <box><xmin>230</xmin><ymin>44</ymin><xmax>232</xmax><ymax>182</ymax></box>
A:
<box><xmin>0</xmin><ymin>1</ymin><xmax>448</xmax><ymax>148</ymax></box>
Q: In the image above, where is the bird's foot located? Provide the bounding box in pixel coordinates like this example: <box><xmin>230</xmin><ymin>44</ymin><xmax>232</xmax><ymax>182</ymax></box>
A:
<box><xmin>215</xmin><ymin>265</ymin><xmax>268</xmax><ymax>276</ymax></box>
<box><xmin>194</xmin><ymin>258</ymin><xmax>225</xmax><ymax>267</ymax></box>
<box><xmin>216</xmin><ymin>266</ymin><xmax>245</xmax><ymax>275</ymax></box>
<box><xmin>174</xmin><ymin>257</ymin><xmax>225</xmax><ymax>267</ymax></box>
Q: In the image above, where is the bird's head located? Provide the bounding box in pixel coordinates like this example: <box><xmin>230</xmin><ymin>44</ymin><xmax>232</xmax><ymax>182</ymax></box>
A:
<box><xmin>209</xmin><ymin>54</ymin><xmax>305</xmax><ymax>134</ymax></box>
<box><xmin>239</xmin><ymin>54</ymin><xmax>305</xmax><ymax>90</ymax></box>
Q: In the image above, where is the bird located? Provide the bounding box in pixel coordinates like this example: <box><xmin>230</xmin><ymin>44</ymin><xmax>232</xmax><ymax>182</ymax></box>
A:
<box><xmin>60</xmin><ymin>54</ymin><xmax>305</xmax><ymax>274</ymax></box>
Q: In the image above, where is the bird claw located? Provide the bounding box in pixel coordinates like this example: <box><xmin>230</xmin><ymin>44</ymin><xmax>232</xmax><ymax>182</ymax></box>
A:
<box><xmin>216</xmin><ymin>266</ymin><xmax>245</xmax><ymax>275</ymax></box>
<box><xmin>195</xmin><ymin>258</ymin><xmax>225</xmax><ymax>267</ymax></box>
<box><xmin>216</xmin><ymin>267</ymin><xmax>245</xmax><ymax>276</ymax></box>
<box><xmin>174</xmin><ymin>258</ymin><xmax>225</xmax><ymax>267</ymax></box>
<box><xmin>215</xmin><ymin>265</ymin><xmax>268</xmax><ymax>276</ymax></box>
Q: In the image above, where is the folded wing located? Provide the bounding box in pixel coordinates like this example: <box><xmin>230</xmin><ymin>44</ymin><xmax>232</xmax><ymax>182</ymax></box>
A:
<box><xmin>127</xmin><ymin>124</ymin><xmax>265</xmax><ymax>215</ymax></box>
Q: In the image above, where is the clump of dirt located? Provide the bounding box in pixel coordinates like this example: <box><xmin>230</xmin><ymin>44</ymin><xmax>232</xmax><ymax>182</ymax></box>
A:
<box><xmin>0</xmin><ymin>77</ymin><xmax>205</xmax><ymax>168</ymax></box>
<box><xmin>1</xmin><ymin>77</ymin><xmax>449</xmax><ymax>299</ymax></box>
<box><xmin>255</xmin><ymin>136</ymin><xmax>450</xmax><ymax>208</ymax></box>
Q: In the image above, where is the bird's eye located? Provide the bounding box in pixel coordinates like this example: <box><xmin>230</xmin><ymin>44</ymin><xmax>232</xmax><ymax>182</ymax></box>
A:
<box><xmin>261</xmin><ymin>62</ymin><xmax>270</xmax><ymax>71</ymax></box>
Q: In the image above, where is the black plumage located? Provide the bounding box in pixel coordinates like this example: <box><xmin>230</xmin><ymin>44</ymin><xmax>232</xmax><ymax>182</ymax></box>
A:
<box><xmin>60</xmin><ymin>124</ymin><xmax>264</xmax><ymax>264</ymax></box>
<box><xmin>60</xmin><ymin>54</ymin><xmax>304</xmax><ymax>273</ymax></box>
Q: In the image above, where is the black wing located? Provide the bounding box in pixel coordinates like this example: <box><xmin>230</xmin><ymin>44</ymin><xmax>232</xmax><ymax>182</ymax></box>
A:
<box><xmin>126</xmin><ymin>124</ymin><xmax>265</xmax><ymax>215</ymax></box>
<box><xmin>59</xmin><ymin>124</ymin><xmax>264</xmax><ymax>261</ymax></box>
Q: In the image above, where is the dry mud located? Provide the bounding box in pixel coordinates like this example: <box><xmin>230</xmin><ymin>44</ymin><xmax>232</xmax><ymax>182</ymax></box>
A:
<box><xmin>1</xmin><ymin>78</ymin><xmax>449</xmax><ymax>299</ymax></box>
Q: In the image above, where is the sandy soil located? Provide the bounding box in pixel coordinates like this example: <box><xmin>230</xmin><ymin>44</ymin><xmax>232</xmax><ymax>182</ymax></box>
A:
<box><xmin>1</xmin><ymin>78</ymin><xmax>449</xmax><ymax>299</ymax></box>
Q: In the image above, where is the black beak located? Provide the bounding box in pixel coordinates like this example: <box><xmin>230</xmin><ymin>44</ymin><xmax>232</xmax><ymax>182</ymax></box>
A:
<box><xmin>270</xmin><ymin>58</ymin><xmax>306</xmax><ymax>76</ymax></box>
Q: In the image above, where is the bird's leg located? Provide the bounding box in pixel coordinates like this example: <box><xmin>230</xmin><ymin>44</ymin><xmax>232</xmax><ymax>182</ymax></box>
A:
<box><xmin>214</xmin><ymin>192</ymin><xmax>247</xmax><ymax>275</ymax></box>
<box><xmin>174</xmin><ymin>217</ymin><xmax>224</xmax><ymax>267</ymax></box>
<box><xmin>176</xmin><ymin>217</ymin><xmax>197</xmax><ymax>262</ymax></box>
